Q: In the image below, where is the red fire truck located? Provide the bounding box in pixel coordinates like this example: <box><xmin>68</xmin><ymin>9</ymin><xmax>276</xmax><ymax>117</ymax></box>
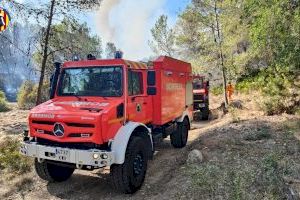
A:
<box><xmin>20</xmin><ymin>55</ymin><xmax>193</xmax><ymax>194</ymax></box>
<box><xmin>193</xmin><ymin>75</ymin><xmax>209</xmax><ymax>120</ymax></box>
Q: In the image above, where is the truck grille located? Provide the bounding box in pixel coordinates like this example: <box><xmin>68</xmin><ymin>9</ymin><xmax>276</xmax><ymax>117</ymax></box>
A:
<box><xmin>66</xmin><ymin>123</ymin><xmax>95</xmax><ymax>128</ymax></box>
<box><xmin>194</xmin><ymin>94</ymin><xmax>204</xmax><ymax>101</ymax></box>
<box><xmin>35</xmin><ymin>129</ymin><xmax>93</xmax><ymax>138</ymax></box>
<box><xmin>32</xmin><ymin>120</ymin><xmax>95</xmax><ymax>138</ymax></box>
<box><xmin>32</xmin><ymin>121</ymin><xmax>94</xmax><ymax>128</ymax></box>
<box><xmin>32</xmin><ymin>120</ymin><xmax>55</xmax><ymax>125</ymax></box>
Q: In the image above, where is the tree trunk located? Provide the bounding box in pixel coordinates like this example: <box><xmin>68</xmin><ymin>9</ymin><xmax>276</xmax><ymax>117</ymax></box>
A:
<box><xmin>214</xmin><ymin>0</ymin><xmax>229</xmax><ymax>107</ymax></box>
<box><xmin>36</xmin><ymin>0</ymin><xmax>55</xmax><ymax>105</ymax></box>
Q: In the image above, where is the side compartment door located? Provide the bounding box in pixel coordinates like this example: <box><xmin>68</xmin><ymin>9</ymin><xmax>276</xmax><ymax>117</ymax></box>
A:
<box><xmin>127</xmin><ymin>70</ymin><xmax>148</xmax><ymax>124</ymax></box>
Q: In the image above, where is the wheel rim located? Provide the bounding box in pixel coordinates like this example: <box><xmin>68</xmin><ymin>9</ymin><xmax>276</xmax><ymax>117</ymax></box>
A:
<box><xmin>133</xmin><ymin>153</ymin><xmax>144</xmax><ymax>176</ymax></box>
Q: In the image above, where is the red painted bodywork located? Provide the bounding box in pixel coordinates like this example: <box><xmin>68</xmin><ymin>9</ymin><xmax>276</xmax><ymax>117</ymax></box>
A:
<box><xmin>29</xmin><ymin>57</ymin><xmax>193</xmax><ymax>145</ymax></box>
<box><xmin>192</xmin><ymin>75</ymin><xmax>209</xmax><ymax>110</ymax></box>
<box><xmin>193</xmin><ymin>75</ymin><xmax>208</xmax><ymax>96</ymax></box>
<box><xmin>151</xmin><ymin>57</ymin><xmax>193</xmax><ymax>125</ymax></box>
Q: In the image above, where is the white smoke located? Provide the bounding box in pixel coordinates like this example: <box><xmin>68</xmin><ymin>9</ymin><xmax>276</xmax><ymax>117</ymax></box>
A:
<box><xmin>95</xmin><ymin>0</ymin><xmax>166</xmax><ymax>60</ymax></box>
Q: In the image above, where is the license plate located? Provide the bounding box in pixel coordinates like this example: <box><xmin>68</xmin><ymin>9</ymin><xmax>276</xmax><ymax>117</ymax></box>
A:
<box><xmin>199</xmin><ymin>103</ymin><xmax>206</xmax><ymax>108</ymax></box>
<box><xmin>55</xmin><ymin>148</ymin><xmax>70</xmax><ymax>161</ymax></box>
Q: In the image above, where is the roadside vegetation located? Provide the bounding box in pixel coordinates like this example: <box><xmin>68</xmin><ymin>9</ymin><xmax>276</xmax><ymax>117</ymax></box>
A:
<box><xmin>149</xmin><ymin>0</ymin><xmax>300</xmax><ymax>115</ymax></box>
<box><xmin>0</xmin><ymin>91</ymin><xmax>10</xmax><ymax>112</ymax></box>
<box><xmin>182</xmin><ymin>118</ymin><xmax>300</xmax><ymax>200</ymax></box>
<box><xmin>0</xmin><ymin>137</ymin><xmax>33</xmax><ymax>198</ymax></box>
<box><xmin>0</xmin><ymin>137</ymin><xmax>32</xmax><ymax>175</ymax></box>
<box><xmin>17</xmin><ymin>81</ymin><xmax>49</xmax><ymax>109</ymax></box>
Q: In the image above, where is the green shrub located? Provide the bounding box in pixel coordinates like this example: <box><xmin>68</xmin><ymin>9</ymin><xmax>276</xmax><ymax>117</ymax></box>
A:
<box><xmin>0</xmin><ymin>91</ymin><xmax>10</xmax><ymax>112</ymax></box>
<box><xmin>262</xmin><ymin>96</ymin><xmax>286</xmax><ymax>115</ymax></box>
<box><xmin>0</xmin><ymin>138</ymin><xmax>32</xmax><ymax>174</ymax></box>
<box><xmin>295</xmin><ymin>108</ymin><xmax>300</xmax><ymax>116</ymax></box>
<box><xmin>244</xmin><ymin>130</ymin><xmax>272</xmax><ymax>141</ymax></box>
<box><xmin>237</xmin><ymin>66</ymin><xmax>299</xmax><ymax>115</ymax></box>
<box><xmin>17</xmin><ymin>80</ymin><xmax>50</xmax><ymax>109</ymax></box>
<box><xmin>211</xmin><ymin>85</ymin><xmax>223</xmax><ymax>95</ymax></box>
<box><xmin>0</xmin><ymin>90</ymin><xmax>6</xmax><ymax>99</ymax></box>
<box><xmin>236</xmin><ymin>79</ymin><xmax>259</xmax><ymax>94</ymax></box>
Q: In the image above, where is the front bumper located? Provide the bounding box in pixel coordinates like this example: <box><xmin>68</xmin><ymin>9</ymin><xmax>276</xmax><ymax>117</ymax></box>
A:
<box><xmin>20</xmin><ymin>141</ymin><xmax>115</xmax><ymax>168</ymax></box>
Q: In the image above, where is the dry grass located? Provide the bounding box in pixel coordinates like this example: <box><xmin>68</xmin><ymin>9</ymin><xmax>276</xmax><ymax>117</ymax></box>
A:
<box><xmin>182</xmin><ymin>117</ymin><xmax>300</xmax><ymax>200</ymax></box>
<box><xmin>0</xmin><ymin>137</ymin><xmax>32</xmax><ymax>174</ymax></box>
<box><xmin>0</xmin><ymin>137</ymin><xmax>34</xmax><ymax>199</ymax></box>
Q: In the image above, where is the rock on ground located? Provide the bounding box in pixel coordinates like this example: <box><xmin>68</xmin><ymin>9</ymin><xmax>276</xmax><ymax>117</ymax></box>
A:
<box><xmin>187</xmin><ymin>149</ymin><xmax>203</xmax><ymax>164</ymax></box>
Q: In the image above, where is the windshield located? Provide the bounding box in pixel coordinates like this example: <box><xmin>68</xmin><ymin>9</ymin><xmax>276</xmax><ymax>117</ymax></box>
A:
<box><xmin>58</xmin><ymin>66</ymin><xmax>123</xmax><ymax>97</ymax></box>
<box><xmin>193</xmin><ymin>78</ymin><xmax>204</xmax><ymax>90</ymax></box>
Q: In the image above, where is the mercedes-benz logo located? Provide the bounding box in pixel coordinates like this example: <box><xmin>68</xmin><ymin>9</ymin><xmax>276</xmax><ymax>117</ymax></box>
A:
<box><xmin>53</xmin><ymin>123</ymin><xmax>64</xmax><ymax>137</ymax></box>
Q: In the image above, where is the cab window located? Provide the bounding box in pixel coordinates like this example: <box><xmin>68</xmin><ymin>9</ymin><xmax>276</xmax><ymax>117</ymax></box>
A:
<box><xmin>128</xmin><ymin>71</ymin><xmax>143</xmax><ymax>96</ymax></box>
<box><xmin>193</xmin><ymin>78</ymin><xmax>204</xmax><ymax>90</ymax></box>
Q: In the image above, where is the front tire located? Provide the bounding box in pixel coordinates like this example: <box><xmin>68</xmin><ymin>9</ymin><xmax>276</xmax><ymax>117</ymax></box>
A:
<box><xmin>200</xmin><ymin>104</ymin><xmax>209</xmax><ymax>120</ymax></box>
<box><xmin>110</xmin><ymin>136</ymin><xmax>149</xmax><ymax>194</ymax></box>
<box><xmin>35</xmin><ymin>159</ymin><xmax>74</xmax><ymax>182</ymax></box>
<box><xmin>170</xmin><ymin>119</ymin><xmax>189</xmax><ymax>148</ymax></box>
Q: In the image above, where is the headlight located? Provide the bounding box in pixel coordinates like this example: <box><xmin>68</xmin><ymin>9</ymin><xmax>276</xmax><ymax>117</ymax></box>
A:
<box><xmin>101</xmin><ymin>153</ymin><xmax>108</xmax><ymax>159</ymax></box>
<box><xmin>92</xmin><ymin>153</ymin><xmax>100</xmax><ymax>159</ymax></box>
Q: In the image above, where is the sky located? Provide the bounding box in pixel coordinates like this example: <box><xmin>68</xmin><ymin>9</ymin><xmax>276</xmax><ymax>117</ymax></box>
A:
<box><xmin>2</xmin><ymin>0</ymin><xmax>191</xmax><ymax>60</ymax></box>
<box><xmin>87</xmin><ymin>0</ymin><xmax>191</xmax><ymax>60</ymax></box>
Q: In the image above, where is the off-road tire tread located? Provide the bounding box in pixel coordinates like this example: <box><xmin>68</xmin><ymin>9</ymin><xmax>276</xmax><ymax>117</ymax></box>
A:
<box><xmin>35</xmin><ymin>159</ymin><xmax>54</xmax><ymax>182</ymax></box>
<box><xmin>110</xmin><ymin>136</ymin><xmax>148</xmax><ymax>194</ymax></box>
<box><xmin>201</xmin><ymin>105</ymin><xmax>209</xmax><ymax>120</ymax></box>
<box><xmin>35</xmin><ymin>159</ymin><xmax>74</xmax><ymax>182</ymax></box>
<box><xmin>170</xmin><ymin>119</ymin><xmax>189</xmax><ymax>148</ymax></box>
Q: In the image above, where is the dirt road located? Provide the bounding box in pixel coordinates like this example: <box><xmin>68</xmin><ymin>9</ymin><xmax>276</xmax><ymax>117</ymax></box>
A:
<box><xmin>3</xmin><ymin>119</ymin><xmax>217</xmax><ymax>200</ymax></box>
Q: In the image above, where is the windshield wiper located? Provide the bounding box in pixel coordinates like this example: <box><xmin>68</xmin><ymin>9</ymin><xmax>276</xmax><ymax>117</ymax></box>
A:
<box><xmin>63</xmin><ymin>93</ymin><xmax>83</xmax><ymax>101</ymax></box>
<box><xmin>74</xmin><ymin>94</ymin><xmax>83</xmax><ymax>101</ymax></box>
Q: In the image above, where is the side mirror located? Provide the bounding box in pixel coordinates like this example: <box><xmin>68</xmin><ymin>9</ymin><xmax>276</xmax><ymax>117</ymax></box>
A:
<box><xmin>147</xmin><ymin>87</ymin><xmax>157</xmax><ymax>95</ymax></box>
<box><xmin>49</xmin><ymin>62</ymin><xmax>61</xmax><ymax>99</ymax></box>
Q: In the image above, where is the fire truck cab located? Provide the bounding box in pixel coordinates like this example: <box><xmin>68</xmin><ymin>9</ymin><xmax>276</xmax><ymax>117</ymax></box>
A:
<box><xmin>20</xmin><ymin>55</ymin><xmax>193</xmax><ymax>194</ymax></box>
<box><xmin>193</xmin><ymin>75</ymin><xmax>210</xmax><ymax>120</ymax></box>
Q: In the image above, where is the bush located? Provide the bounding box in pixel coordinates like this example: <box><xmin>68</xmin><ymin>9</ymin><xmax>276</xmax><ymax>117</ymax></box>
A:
<box><xmin>211</xmin><ymin>85</ymin><xmax>223</xmax><ymax>95</ymax></box>
<box><xmin>0</xmin><ymin>138</ymin><xmax>32</xmax><ymax>174</ymax></box>
<box><xmin>0</xmin><ymin>90</ymin><xmax>6</xmax><ymax>99</ymax></box>
<box><xmin>259</xmin><ymin>67</ymin><xmax>300</xmax><ymax>115</ymax></box>
<box><xmin>237</xmin><ymin>66</ymin><xmax>299</xmax><ymax>115</ymax></box>
<box><xmin>228</xmin><ymin>107</ymin><xmax>241</xmax><ymax>123</ymax></box>
<box><xmin>0</xmin><ymin>91</ymin><xmax>10</xmax><ymax>112</ymax></box>
<box><xmin>17</xmin><ymin>81</ymin><xmax>36</xmax><ymax>109</ymax></box>
<box><xmin>235</xmin><ymin>79</ymin><xmax>259</xmax><ymax>94</ymax></box>
<box><xmin>262</xmin><ymin>96</ymin><xmax>286</xmax><ymax>116</ymax></box>
<box><xmin>17</xmin><ymin>80</ymin><xmax>49</xmax><ymax>109</ymax></box>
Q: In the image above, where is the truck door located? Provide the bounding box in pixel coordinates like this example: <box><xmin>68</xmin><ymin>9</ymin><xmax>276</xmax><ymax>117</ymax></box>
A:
<box><xmin>127</xmin><ymin>70</ymin><xmax>149</xmax><ymax>124</ymax></box>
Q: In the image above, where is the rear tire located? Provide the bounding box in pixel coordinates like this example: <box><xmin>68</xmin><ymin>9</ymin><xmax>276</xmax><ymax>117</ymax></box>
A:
<box><xmin>110</xmin><ymin>136</ymin><xmax>149</xmax><ymax>194</ymax></box>
<box><xmin>35</xmin><ymin>159</ymin><xmax>74</xmax><ymax>182</ymax></box>
<box><xmin>200</xmin><ymin>105</ymin><xmax>209</xmax><ymax>120</ymax></box>
<box><xmin>170</xmin><ymin>119</ymin><xmax>189</xmax><ymax>148</ymax></box>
